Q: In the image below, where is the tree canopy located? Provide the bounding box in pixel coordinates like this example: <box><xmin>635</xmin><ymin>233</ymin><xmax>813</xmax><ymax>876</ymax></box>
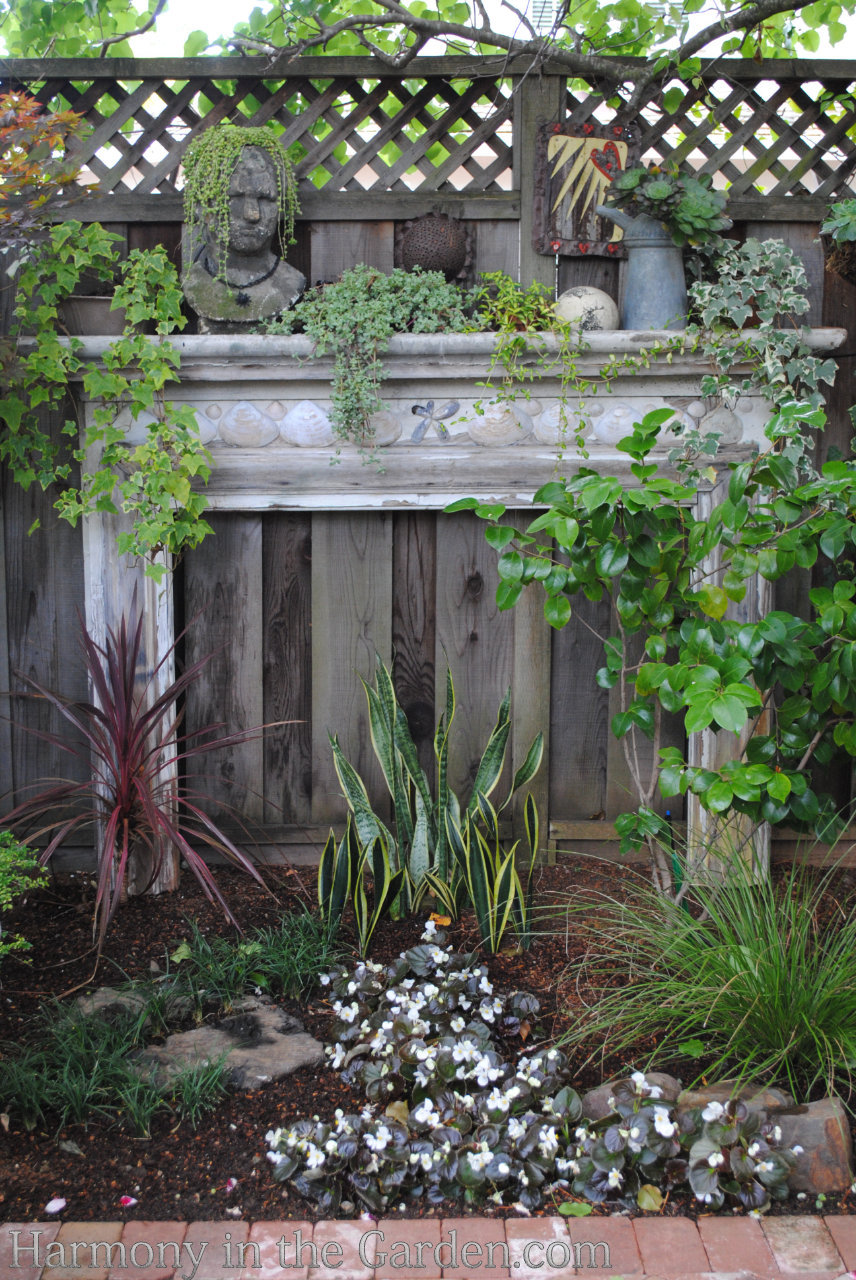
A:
<box><xmin>0</xmin><ymin>0</ymin><xmax>167</xmax><ymax>57</ymax></box>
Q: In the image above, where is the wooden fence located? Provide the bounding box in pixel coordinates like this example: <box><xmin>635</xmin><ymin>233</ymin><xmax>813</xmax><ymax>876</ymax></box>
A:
<box><xmin>2</xmin><ymin>57</ymin><xmax>856</xmax><ymax>859</ymax></box>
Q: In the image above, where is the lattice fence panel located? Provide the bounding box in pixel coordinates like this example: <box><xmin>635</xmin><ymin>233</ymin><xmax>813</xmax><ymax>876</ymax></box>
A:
<box><xmin>16</xmin><ymin>70</ymin><xmax>515</xmax><ymax>196</ymax></box>
<box><xmin>565</xmin><ymin>71</ymin><xmax>856</xmax><ymax>199</ymax></box>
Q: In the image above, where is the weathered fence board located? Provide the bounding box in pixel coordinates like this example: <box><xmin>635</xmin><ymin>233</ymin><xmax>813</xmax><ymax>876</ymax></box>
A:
<box><xmin>548</xmin><ymin>593</ymin><xmax>611</xmax><ymax>821</ymax></box>
<box><xmin>310</xmin><ymin>512</ymin><xmax>393</xmax><ymax>823</ymax></box>
<box><xmin>2</xmin><ymin>409</ymin><xmax>88</xmax><ymax>800</ymax></box>
<box><xmin>391</xmin><ymin>511</ymin><xmax>437</xmax><ymax>785</ymax></box>
<box><xmin>435</xmin><ymin>512</ymin><xmax>515</xmax><ymax>802</ymax></box>
<box><xmin>183</xmin><ymin>513</ymin><xmax>265</xmax><ymax>823</ymax></box>
<box><xmin>262</xmin><ymin>514</ymin><xmax>313</xmax><ymax>826</ymax></box>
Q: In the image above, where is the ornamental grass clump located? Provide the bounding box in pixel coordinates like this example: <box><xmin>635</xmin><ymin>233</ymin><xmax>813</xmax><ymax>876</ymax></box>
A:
<box><xmin>564</xmin><ymin>852</ymin><xmax>856</xmax><ymax>1098</ymax></box>
<box><xmin>266</xmin><ymin>923</ymin><xmax>799</xmax><ymax>1216</ymax></box>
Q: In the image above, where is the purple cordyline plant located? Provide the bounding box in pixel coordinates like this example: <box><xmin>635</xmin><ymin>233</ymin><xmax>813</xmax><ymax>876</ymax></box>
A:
<box><xmin>3</xmin><ymin>597</ymin><xmax>281</xmax><ymax>948</ymax></box>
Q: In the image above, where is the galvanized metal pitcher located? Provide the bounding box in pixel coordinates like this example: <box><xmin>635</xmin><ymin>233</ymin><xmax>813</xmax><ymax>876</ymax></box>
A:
<box><xmin>595</xmin><ymin>205</ymin><xmax>687</xmax><ymax>330</ymax></box>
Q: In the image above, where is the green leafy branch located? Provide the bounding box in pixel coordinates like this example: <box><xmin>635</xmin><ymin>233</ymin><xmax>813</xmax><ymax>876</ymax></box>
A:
<box><xmin>449</xmin><ymin>404</ymin><xmax>856</xmax><ymax>892</ymax></box>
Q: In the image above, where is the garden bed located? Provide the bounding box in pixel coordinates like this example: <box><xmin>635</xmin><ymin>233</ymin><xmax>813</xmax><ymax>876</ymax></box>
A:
<box><xmin>0</xmin><ymin>856</ymin><xmax>854</xmax><ymax>1223</ymax></box>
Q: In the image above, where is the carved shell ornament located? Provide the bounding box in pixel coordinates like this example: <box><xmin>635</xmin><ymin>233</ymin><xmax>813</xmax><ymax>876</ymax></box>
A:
<box><xmin>219</xmin><ymin>401</ymin><xmax>281</xmax><ymax>447</ymax></box>
<box><xmin>281</xmin><ymin>400</ymin><xmax>335</xmax><ymax>447</ymax></box>
<box><xmin>367</xmin><ymin>411</ymin><xmax>403</xmax><ymax>446</ymax></box>
<box><xmin>466</xmin><ymin>402</ymin><xmax>533</xmax><ymax>446</ymax></box>
<box><xmin>534</xmin><ymin>402</ymin><xmax>591</xmax><ymax>445</ymax></box>
<box><xmin>587</xmin><ymin>400</ymin><xmax>638</xmax><ymax>445</ymax></box>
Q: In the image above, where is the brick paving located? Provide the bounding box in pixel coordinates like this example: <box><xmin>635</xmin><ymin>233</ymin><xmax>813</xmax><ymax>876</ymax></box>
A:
<box><xmin>0</xmin><ymin>1215</ymin><xmax>851</xmax><ymax>1279</ymax></box>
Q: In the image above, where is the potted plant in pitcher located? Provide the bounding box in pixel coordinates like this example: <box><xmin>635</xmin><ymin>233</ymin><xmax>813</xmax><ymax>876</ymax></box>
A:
<box><xmin>596</xmin><ymin>163</ymin><xmax>731</xmax><ymax>329</ymax></box>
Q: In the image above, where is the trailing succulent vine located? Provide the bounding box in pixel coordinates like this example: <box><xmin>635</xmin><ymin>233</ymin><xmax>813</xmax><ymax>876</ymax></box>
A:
<box><xmin>182</xmin><ymin>123</ymin><xmax>299</xmax><ymax>283</ymax></box>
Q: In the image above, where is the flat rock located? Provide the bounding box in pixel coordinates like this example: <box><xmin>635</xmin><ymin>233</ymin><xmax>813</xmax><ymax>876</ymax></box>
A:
<box><xmin>581</xmin><ymin>1072</ymin><xmax>682</xmax><ymax>1121</ymax></box>
<box><xmin>77</xmin><ymin>986</ymin><xmax>150</xmax><ymax>1020</ymax></box>
<box><xmin>677</xmin><ymin>1079</ymin><xmax>795</xmax><ymax>1117</ymax></box>
<box><xmin>133</xmin><ymin>1005</ymin><xmax>324</xmax><ymax>1089</ymax></box>
<box><xmin>777</xmin><ymin>1096</ymin><xmax>854</xmax><ymax>1194</ymax></box>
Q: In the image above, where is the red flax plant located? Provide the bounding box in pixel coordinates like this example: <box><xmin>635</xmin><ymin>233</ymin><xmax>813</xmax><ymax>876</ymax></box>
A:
<box><xmin>3</xmin><ymin>599</ymin><xmax>281</xmax><ymax>950</ymax></box>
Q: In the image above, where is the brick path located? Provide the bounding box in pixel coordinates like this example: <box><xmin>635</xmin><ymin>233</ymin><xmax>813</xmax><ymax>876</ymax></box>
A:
<box><xmin>1</xmin><ymin>1215</ymin><xmax>854</xmax><ymax>1279</ymax></box>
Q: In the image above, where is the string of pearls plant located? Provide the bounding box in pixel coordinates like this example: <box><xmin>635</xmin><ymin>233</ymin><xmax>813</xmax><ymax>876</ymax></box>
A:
<box><xmin>182</xmin><ymin>123</ymin><xmax>299</xmax><ymax>283</ymax></box>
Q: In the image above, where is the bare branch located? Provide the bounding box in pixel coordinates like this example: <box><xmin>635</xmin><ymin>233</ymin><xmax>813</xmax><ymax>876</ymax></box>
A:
<box><xmin>500</xmin><ymin>0</ymin><xmax>539</xmax><ymax>40</ymax></box>
<box><xmin>98</xmin><ymin>0</ymin><xmax>168</xmax><ymax>56</ymax></box>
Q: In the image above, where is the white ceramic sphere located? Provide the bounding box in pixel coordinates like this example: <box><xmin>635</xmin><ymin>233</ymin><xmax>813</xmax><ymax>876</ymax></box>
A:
<box><xmin>555</xmin><ymin>286</ymin><xmax>619</xmax><ymax>332</ymax></box>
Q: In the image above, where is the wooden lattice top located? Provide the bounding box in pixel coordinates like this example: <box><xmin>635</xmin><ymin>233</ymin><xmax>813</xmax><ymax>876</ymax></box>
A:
<box><xmin>3</xmin><ymin>56</ymin><xmax>856</xmax><ymax>219</ymax></box>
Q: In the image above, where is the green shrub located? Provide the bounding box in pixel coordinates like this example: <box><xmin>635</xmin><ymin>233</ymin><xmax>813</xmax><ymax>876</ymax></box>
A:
<box><xmin>0</xmin><ymin>830</ymin><xmax>47</xmax><ymax>970</ymax></box>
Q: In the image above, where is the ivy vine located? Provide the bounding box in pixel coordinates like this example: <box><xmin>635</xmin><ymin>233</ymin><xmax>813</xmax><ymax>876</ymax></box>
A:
<box><xmin>182</xmin><ymin>123</ymin><xmax>299</xmax><ymax>283</ymax></box>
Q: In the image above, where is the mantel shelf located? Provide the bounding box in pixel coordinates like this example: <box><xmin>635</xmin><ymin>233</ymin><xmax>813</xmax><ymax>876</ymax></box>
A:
<box><xmin>73</xmin><ymin>328</ymin><xmax>847</xmax><ymax>511</ymax></box>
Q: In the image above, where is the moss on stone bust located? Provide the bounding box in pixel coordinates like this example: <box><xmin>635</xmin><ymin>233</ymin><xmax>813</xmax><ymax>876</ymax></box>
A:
<box><xmin>182</xmin><ymin>123</ymin><xmax>299</xmax><ymax>283</ymax></box>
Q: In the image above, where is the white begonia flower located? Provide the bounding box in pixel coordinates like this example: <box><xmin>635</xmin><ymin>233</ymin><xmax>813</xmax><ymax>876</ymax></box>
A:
<box><xmin>791</xmin><ymin>1145</ymin><xmax>804</xmax><ymax>1155</ymax></box>
<box><xmin>507</xmin><ymin>1116</ymin><xmax>526</xmax><ymax>1141</ymax></box>
<box><xmin>538</xmin><ymin>1127</ymin><xmax>559</xmax><ymax>1157</ymax></box>
<box><xmin>756</xmin><ymin>1160</ymin><xmax>775</xmax><ymax>1173</ymax></box>
<box><xmin>479</xmin><ymin>998</ymin><xmax>498</xmax><ymax>1022</ymax></box>
<box><xmin>486</xmin><ymin>1087</ymin><xmax>511</xmax><ymax>1111</ymax></box>
<box><xmin>423</xmin><ymin>983</ymin><xmax>439</xmax><ymax>998</ymax></box>
<box><xmin>772</xmin><ymin>1125</ymin><xmax>782</xmax><ymax>1142</ymax></box>
<box><xmin>325</xmin><ymin>1138</ymin><xmax>338</xmax><ymax>1154</ymax></box>
<box><xmin>475</xmin><ymin>1058</ymin><xmax>503</xmax><ymax>1087</ymax></box>
<box><xmin>452</xmin><ymin>1038</ymin><xmax>480</xmax><ymax>1064</ymax></box>
<box><xmin>339</xmin><ymin>1002</ymin><xmax>359</xmax><ymax>1024</ymax></box>
<box><xmin>305</xmin><ymin>1146</ymin><xmax>325</xmax><ymax>1169</ymax></box>
<box><xmin>347</xmin><ymin>980</ymin><xmax>359</xmax><ymax>994</ymax></box>
<box><xmin>708</xmin><ymin>1152</ymin><xmax>725</xmax><ymax>1167</ymax></box>
<box><xmin>479</xmin><ymin>975</ymin><xmax>494</xmax><ymax>995</ymax></box>
<box><xmin>328</xmin><ymin>1043</ymin><xmax>347</xmax><ymax>1069</ymax></box>
<box><xmin>702</xmin><ymin>1100</ymin><xmax>726</xmax><ymax>1122</ymax></box>
<box><xmin>450</xmin><ymin>1015</ymin><xmax>466</xmax><ymax>1032</ymax></box>
<box><xmin>428</xmin><ymin>946</ymin><xmax>447</xmax><ymax>965</ymax></box>
<box><xmin>748</xmin><ymin>1209</ymin><xmax>763</xmax><ymax>1220</ymax></box>
<box><xmin>607</xmin><ymin>1168</ymin><xmax>623</xmax><ymax>1188</ymax></box>
<box><xmin>365</xmin><ymin>1124</ymin><xmax>392</xmax><ymax>1153</ymax></box>
<box><xmin>631</xmin><ymin>1071</ymin><xmax>649</xmax><ymax>1092</ymax></box>
<box><xmin>319</xmin><ymin>973</ymin><xmax>331</xmax><ymax>986</ymax></box>
<box><xmin>468</xmin><ymin>1150</ymin><xmax>492</xmax><ymax>1172</ymax></box>
<box><xmin>574</xmin><ymin>1126</ymin><xmax>590</xmax><ymax>1141</ymax></box>
<box><xmin>419</xmin><ymin>1152</ymin><xmax>433</xmax><ymax>1171</ymax></box>
<box><xmin>607</xmin><ymin>1095</ymin><xmax>616</xmax><ymax>1110</ymax></box>
<box><xmin>647</xmin><ymin>1085</ymin><xmax>663</xmax><ymax>1099</ymax></box>
<box><xmin>412</xmin><ymin>1098</ymin><xmax>437</xmax><ymax>1125</ymax></box>
<box><xmin>496</xmin><ymin>1161</ymin><xmax>511</xmax><ymax>1176</ymax></box>
<box><xmin>748</xmin><ymin>1142</ymin><xmax>761</xmax><ymax>1158</ymax></box>
<box><xmin>421</xmin><ymin>920</ymin><xmax>438</xmax><ymax>939</ymax></box>
<box><xmin>652</xmin><ymin>1106</ymin><xmax>677</xmax><ymax>1138</ymax></box>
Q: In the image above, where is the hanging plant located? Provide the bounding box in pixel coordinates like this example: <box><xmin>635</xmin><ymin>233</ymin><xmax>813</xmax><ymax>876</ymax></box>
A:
<box><xmin>182</xmin><ymin>124</ymin><xmax>299</xmax><ymax>283</ymax></box>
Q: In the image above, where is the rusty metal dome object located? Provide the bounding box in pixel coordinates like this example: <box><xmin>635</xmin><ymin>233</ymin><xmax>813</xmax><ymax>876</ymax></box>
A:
<box><xmin>399</xmin><ymin>213</ymin><xmax>469</xmax><ymax>280</ymax></box>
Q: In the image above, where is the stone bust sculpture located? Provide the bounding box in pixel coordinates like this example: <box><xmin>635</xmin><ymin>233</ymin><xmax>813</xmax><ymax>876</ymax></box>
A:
<box><xmin>182</xmin><ymin>138</ymin><xmax>305</xmax><ymax>333</ymax></box>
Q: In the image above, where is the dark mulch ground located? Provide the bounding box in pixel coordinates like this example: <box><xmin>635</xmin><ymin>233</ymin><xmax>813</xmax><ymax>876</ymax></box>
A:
<box><xmin>0</xmin><ymin>854</ymin><xmax>853</xmax><ymax>1223</ymax></box>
